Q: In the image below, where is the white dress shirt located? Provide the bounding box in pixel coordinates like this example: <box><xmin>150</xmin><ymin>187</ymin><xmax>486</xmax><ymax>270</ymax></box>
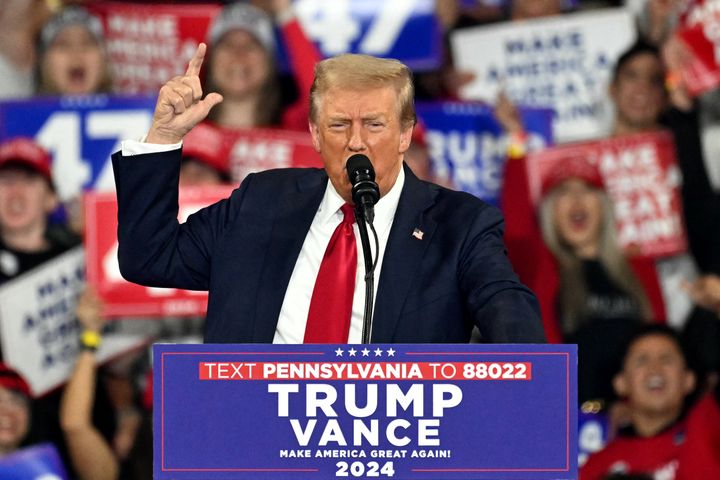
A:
<box><xmin>121</xmin><ymin>140</ymin><xmax>404</xmax><ymax>344</ymax></box>
<box><xmin>274</xmin><ymin>167</ymin><xmax>404</xmax><ymax>344</ymax></box>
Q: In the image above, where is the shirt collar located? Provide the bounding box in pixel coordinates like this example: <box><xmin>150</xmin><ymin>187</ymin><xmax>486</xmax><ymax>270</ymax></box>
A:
<box><xmin>318</xmin><ymin>165</ymin><xmax>405</xmax><ymax>226</ymax></box>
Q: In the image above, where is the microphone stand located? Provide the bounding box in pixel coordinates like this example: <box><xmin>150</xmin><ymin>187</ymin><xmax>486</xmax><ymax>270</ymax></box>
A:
<box><xmin>355</xmin><ymin>207</ymin><xmax>375</xmax><ymax>344</ymax></box>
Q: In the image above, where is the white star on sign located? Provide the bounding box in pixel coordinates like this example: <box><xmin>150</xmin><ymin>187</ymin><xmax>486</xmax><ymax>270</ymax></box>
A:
<box><xmin>348</xmin><ymin>348</ymin><xmax>357</xmax><ymax>357</ymax></box>
<box><xmin>387</xmin><ymin>348</ymin><xmax>396</xmax><ymax>357</ymax></box>
<box><xmin>335</xmin><ymin>348</ymin><xmax>344</xmax><ymax>356</ymax></box>
<box><xmin>374</xmin><ymin>348</ymin><xmax>383</xmax><ymax>357</ymax></box>
<box><xmin>361</xmin><ymin>348</ymin><xmax>370</xmax><ymax>357</ymax></box>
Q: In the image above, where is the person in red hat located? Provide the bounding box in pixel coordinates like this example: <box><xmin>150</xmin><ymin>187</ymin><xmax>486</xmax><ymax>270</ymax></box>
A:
<box><xmin>0</xmin><ymin>329</ymin><xmax>121</xmax><ymax>479</ymax></box>
<box><xmin>180</xmin><ymin>122</ymin><xmax>231</xmax><ymax>186</ymax></box>
<box><xmin>0</xmin><ymin>363</ymin><xmax>32</xmax><ymax>458</ymax></box>
<box><xmin>0</xmin><ymin>137</ymin><xmax>80</xmax><ymax>285</ymax></box>
<box><xmin>504</xmin><ymin>153</ymin><xmax>666</xmax><ymax>409</ymax></box>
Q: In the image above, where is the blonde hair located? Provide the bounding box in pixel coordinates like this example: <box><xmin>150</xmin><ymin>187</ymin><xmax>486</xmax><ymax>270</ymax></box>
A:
<box><xmin>539</xmin><ymin>186</ymin><xmax>653</xmax><ymax>333</ymax></box>
<box><xmin>309</xmin><ymin>54</ymin><xmax>416</xmax><ymax>129</ymax></box>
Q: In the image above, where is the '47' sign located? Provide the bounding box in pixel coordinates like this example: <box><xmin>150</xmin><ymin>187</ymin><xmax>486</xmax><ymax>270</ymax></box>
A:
<box><xmin>0</xmin><ymin>95</ymin><xmax>156</xmax><ymax>200</ymax></box>
<box><xmin>294</xmin><ymin>0</ymin><xmax>441</xmax><ymax>70</ymax></box>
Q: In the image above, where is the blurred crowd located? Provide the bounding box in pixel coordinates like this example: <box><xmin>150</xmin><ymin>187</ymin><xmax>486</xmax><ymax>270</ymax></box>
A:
<box><xmin>0</xmin><ymin>0</ymin><xmax>718</xmax><ymax>478</ymax></box>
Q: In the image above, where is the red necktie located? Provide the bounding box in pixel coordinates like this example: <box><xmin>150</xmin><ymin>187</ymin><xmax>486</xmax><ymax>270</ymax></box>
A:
<box><xmin>304</xmin><ymin>204</ymin><xmax>357</xmax><ymax>343</ymax></box>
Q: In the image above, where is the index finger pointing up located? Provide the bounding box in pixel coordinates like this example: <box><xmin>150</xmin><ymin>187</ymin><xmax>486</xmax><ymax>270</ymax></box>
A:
<box><xmin>185</xmin><ymin>43</ymin><xmax>207</xmax><ymax>77</ymax></box>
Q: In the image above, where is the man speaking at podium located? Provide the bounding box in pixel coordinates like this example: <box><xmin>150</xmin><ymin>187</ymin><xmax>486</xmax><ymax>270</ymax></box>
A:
<box><xmin>112</xmin><ymin>44</ymin><xmax>544</xmax><ymax>345</ymax></box>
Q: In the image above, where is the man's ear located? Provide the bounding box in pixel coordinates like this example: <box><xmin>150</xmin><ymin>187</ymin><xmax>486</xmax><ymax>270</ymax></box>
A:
<box><xmin>309</xmin><ymin>122</ymin><xmax>321</xmax><ymax>153</ymax></box>
<box><xmin>399</xmin><ymin>124</ymin><xmax>413</xmax><ymax>154</ymax></box>
<box><xmin>613</xmin><ymin>372</ymin><xmax>628</xmax><ymax>398</ymax></box>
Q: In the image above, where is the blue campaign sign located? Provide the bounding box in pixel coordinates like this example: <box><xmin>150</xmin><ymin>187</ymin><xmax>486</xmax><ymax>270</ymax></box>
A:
<box><xmin>0</xmin><ymin>443</ymin><xmax>69</xmax><ymax>480</ymax></box>
<box><xmin>0</xmin><ymin>95</ymin><xmax>156</xmax><ymax>200</ymax></box>
<box><xmin>155</xmin><ymin>343</ymin><xmax>577</xmax><ymax>480</ymax></box>
<box><xmin>294</xmin><ymin>0</ymin><xmax>441</xmax><ymax>70</ymax></box>
<box><xmin>577</xmin><ymin>411</ymin><xmax>608</xmax><ymax>467</ymax></box>
<box><xmin>416</xmin><ymin>102</ymin><xmax>553</xmax><ymax>204</ymax></box>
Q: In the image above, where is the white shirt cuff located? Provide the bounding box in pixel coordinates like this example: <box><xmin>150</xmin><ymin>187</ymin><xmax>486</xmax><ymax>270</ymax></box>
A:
<box><xmin>121</xmin><ymin>138</ymin><xmax>183</xmax><ymax>156</ymax></box>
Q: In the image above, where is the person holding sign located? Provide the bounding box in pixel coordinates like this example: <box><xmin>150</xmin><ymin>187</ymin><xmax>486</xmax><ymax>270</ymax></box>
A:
<box><xmin>60</xmin><ymin>288</ymin><xmax>120</xmax><ymax>480</ymax></box>
<box><xmin>203</xmin><ymin>1</ymin><xmax>320</xmax><ymax>131</ymax></box>
<box><xmin>112</xmin><ymin>44</ymin><xmax>544</xmax><ymax>345</ymax></box>
<box><xmin>533</xmin><ymin>157</ymin><xmax>664</xmax><ymax>406</ymax></box>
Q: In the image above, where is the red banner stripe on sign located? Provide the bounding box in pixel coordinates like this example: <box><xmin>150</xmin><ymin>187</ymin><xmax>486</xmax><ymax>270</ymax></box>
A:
<box><xmin>198</xmin><ymin>362</ymin><xmax>533</xmax><ymax>381</ymax></box>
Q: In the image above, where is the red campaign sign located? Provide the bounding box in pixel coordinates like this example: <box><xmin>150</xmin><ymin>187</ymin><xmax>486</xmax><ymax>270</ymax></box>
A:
<box><xmin>676</xmin><ymin>0</ymin><xmax>720</xmax><ymax>96</ymax></box>
<box><xmin>89</xmin><ymin>2</ymin><xmax>221</xmax><ymax>94</ymax></box>
<box><xmin>526</xmin><ymin>131</ymin><xmax>687</xmax><ymax>258</ymax></box>
<box><xmin>679</xmin><ymin>0</ymin><xmax>720</xmax><ymax>25</ymax></box>
<box><xmin>676</xmin><ymin>25</ymin><xmax>720</xmax><ymax>96</ymax></box>
<box><xmin>85</xmin><ymin>187</ymin><xmax>234</xmax><ymax>317</ymax></box>
<box><xmin>222</xmin><ymin>127</ymin><xmax>323</xmax><ymax>184</ymax></box>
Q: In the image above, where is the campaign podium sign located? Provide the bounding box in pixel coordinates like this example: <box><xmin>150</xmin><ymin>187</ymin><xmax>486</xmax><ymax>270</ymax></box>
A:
<box><xmin>154</xmin><ymin>343</ymin><xmax>577</xmax><ymax>479</ymax></box>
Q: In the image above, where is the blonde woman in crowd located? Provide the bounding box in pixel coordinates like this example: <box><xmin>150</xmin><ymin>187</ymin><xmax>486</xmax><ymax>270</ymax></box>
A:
<box><xmin>36</xmin><ymin>6</ymin><xmax>113</xmax><ymax>96</ymax></box>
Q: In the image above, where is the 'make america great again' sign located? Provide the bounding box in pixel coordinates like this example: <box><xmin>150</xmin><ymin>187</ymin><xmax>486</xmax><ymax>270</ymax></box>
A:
<box><xmin>154</xmin><ymin>344</ymin><xmax>577</xmax><ymax>479</ymax></box>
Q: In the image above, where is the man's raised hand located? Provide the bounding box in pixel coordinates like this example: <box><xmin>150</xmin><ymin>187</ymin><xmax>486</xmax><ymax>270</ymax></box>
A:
<box><xmin>146</xmin><ymin>43</ymin><xmax>223</xmax><ymax>144</ymax></box>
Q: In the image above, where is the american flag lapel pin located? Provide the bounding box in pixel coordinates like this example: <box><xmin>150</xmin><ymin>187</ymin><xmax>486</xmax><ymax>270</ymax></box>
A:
<box><xmin>412</xmin><ymin>228</ymin><xmax>424</xmax><ymax>240</ymax></box>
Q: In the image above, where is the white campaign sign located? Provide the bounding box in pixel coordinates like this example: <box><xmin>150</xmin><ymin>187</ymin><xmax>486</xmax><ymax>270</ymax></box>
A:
<box><xmin>451</xmin><ymin>8</ymin><xmax>636</xmax><ymax>143</ymax></box>
<box><xmin>0</xmin><ymin>247</ymin><xmax>148</xmax><ymax>397</ymax></box>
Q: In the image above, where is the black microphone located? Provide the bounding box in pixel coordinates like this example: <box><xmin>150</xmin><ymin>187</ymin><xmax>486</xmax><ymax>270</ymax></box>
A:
<box><xmin>346</xmin><ymin>154</ymin><xmax>380</xmax><ymax>224</ymax></box>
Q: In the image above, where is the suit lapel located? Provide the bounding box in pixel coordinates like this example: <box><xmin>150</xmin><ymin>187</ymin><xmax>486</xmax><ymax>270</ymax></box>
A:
<box><xmin>372</xmin><ymin>165</ymin><xmax>438</xmax><ymax>342</ymax></box>
<box><xmin>252</xmin><ymin>171</ymin><xmax>327</xmax><ymax>341</ymax></box>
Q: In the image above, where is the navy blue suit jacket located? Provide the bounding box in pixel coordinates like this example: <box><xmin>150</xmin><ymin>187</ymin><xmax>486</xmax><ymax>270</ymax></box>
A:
<box><xmin>112</xmin><ymin>149</ymin><xmax>544</xmax><ymax>343</ymax></box>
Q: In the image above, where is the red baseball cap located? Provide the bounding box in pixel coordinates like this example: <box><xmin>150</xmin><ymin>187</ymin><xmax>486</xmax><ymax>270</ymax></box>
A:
<box><xmin>540</xmin><ymin>156</ymin><xmax>604</xmax><ymax>198</ymax></box>
<box><xmin>0</xmin><ymin>363</ymin><xmax>31</xmax><ymax>399</ymax></box>
<box><xmin>0</xmin><ymin>137</ymin><xmax>53</xmax><ymax>184</ymax></box>
<box><xmin>181</xmin><ymin>123</ymin><xmax>230</xmax><ymax>176</ymax></box>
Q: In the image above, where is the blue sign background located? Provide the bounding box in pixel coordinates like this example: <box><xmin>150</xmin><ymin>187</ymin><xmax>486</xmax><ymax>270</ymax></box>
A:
<box><xmin>416</xmin><ymin>102</ymin><xmax>553</xmax><ymax>204</ymax></box>
<box><xmin>154</xmin><ymin>343</ymin><xmax>577</xmax><ymax>479</ymax></box>
<box><xmin>0</xmin><ymin>95</ymin><xmax>155</xmax><ymax>197</ymax></box>
<box><xmin>292</xmin><ymin>0</ymin><xmax>441</xmax><ymax>71</ymax></box>
<box><xmin>578</xmin><ymin>411</ymin><xmax>608</xmax><ymax>467</ymax></box>
<box><xmin>0</xmin><ymin>443</ymin><xmax>68</xmax><ymax>479</ymax></box>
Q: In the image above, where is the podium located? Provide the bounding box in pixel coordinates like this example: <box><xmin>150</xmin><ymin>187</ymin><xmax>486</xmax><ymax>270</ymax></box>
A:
<box><xmin>154</xmin><ymin>344</ymin><xmax>577</xmax><ymax>479</ymax></box>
